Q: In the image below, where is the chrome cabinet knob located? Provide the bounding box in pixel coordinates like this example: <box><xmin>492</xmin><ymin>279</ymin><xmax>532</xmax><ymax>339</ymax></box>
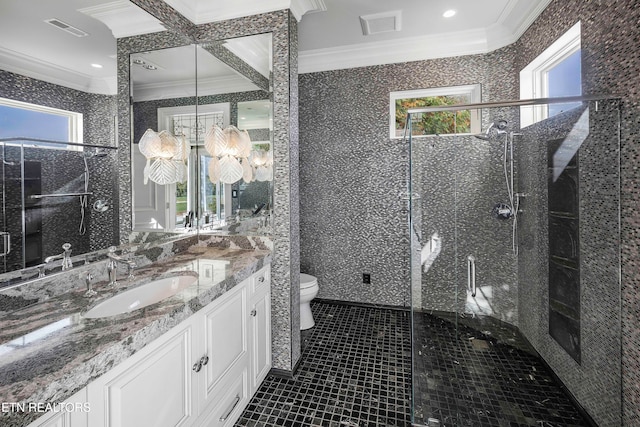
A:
<box><xmin>251</xmin><ymin>309</ymin><xmax>257</xmax><ymax>317</ymax></box>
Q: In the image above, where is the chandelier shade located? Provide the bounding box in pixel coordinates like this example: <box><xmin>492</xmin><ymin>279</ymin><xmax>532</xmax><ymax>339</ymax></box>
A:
<box><xmin>139</xmin><ymin>128</ymin><xmax>190</xmax><ymax>185</ymax></box>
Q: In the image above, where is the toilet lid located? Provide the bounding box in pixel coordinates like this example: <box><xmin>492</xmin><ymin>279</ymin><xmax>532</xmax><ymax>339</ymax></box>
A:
<box><xmin>300</xmin><ymin>273</ymin><xmax>318</xmax><ymax>289</ymax></box>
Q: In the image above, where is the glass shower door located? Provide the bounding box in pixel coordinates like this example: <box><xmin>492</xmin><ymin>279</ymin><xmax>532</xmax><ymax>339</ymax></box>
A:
<box><xmin>409</xmin><ymin>99</ymin><xmax>622</xmax><ymax>427</ymax></box>
<box><xmin>408</xmin><ymin>110</ymin><xmax>469</xmax><ymax>427</ymax></box>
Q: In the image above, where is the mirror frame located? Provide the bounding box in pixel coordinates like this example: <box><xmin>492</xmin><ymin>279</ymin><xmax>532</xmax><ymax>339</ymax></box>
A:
<box><xmin>119</xmin><ymin>9</ymin><xmax>303</xmax><ymax>371</ymax></box>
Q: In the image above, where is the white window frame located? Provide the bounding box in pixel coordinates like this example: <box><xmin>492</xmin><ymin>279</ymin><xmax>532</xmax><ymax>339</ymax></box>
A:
<box><xmin>0</xmin><ymin>97</ymin><xmax>83</xmax><ymax>150</ymax></box>
<box><xmin>389</xmin><ymin>84</ymin><xmax>481</xmax><ymax>139</ymax></box>
<box><xmin>157</xmin><ymin>103</ymin><xmax>230</xmax><ymax>229</ymax></box>
<box><xmin>520</xmin><ymin>21</ymin><xmax>581</xmax><ymax>128</ymax></box>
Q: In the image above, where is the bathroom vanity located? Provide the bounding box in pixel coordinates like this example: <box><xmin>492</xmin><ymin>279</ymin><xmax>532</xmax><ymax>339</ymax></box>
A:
<box><xmin>0</xmin><ymin>236</ymin><xmax>272</xmax><ymax>427</ymax></box>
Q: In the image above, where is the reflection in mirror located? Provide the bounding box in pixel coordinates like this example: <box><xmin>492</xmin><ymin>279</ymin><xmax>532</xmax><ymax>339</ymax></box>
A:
<box><xmin>131</xmin><ymin>34</ymin><xmax>273</xmax><ymax>236</ymax></box>
<box><xmin>0</xmin><ymin>100</ymin><xmax>118</xmax><ymax>277</ymax></box>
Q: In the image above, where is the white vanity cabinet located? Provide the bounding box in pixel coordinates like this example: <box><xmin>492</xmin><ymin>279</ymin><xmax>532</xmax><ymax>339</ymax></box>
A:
<box><xmin>249</xmin><ymin>266</ymin><xmax>271</xmax><ymax>391</ymax></box>
<box><xmin>82</xmin><ymin>264</ymin><xmax>271</xmax><ymax>427</ymax></box>
<box><xmin>27</xmin><ymin>388</ymin><xmax>88</xmax><ymax>427</ymax></box>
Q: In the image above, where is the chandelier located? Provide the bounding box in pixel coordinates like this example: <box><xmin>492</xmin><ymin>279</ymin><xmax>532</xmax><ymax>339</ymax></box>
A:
<box><xmin>204</xmin><ymin>125</ymin><xmax>273</xmax><ymax>184</ymax></box>
<box><xmin>138</xmin><ymin>129</ymin><xmax>190</xmax><ymax>185</ymax></box>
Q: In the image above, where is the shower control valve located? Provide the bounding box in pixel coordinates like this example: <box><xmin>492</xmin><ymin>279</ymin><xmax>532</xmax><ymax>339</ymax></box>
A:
<box><xmin>493</xmin><ymin>203</ymin><xmax>513</xmax><ymax>220</ymax></box>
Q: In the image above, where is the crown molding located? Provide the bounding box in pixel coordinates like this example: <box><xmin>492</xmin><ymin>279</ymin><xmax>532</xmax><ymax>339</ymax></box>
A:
<box><xmin>163</xmin><ymin>0</ymin><xmax>289</xmax><ymax>25</ymax></box>
<box><xmin>299</xmin><ymin>0</ymin><xmax>551</xmax><ymax>74</ymax></box>
<box><xmin>161</xmin><ymin>0</ymin><xmax>324</xmax><ymax>24</ymax></box>
<box><xmin>299</xmin><ymin>29</ymin><xmax>489</xmax><ymax>74</ymax></box>
<box><xmin>78</xmin><ymin>0</ymin><xmax>165</xmax><ymax>38</ymax></box>
<box><xmin>0</xmin><ymin>46</ymin><xmax>116</xmax><ymax>95</ymax></box>
<box><xmin>290</xmin><ymin>0</ymin><xmax>327</xmax><ymax>21</ymax></box>
<box><xmin>133</xmin><ymin>75</ymin><xmax>259</xmax><ymax>102</ymax></box>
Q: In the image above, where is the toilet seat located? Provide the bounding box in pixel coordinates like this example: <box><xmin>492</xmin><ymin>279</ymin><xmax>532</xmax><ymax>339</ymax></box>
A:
<box><xmin>300</xmin><ymin>273</ymin><xmax>318</xmax><ymax>290</ymax></box>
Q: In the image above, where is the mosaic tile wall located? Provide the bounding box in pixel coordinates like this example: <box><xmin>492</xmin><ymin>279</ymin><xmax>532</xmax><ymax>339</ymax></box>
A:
<box><xmin>411</xmin><ymin>134</ymin><xmax>518</xmax><ymax>325</ymax></box>
<box><xmin>117</xmin><ymin>8</ymin><xmax>299</xmax><ymax>372</ymax></box>
<box><xmin>0</xmin><ymin>70</ymin><xmax>118</xmax><ymax>272</ymax></box>
<box><xmin>299</xmin><ymin>0</ymin><xmax>638</xmax><ymax>423</ymax></box>
<box><xmin>517</xmin><ymin>103</ymin><xmax>621</xmax><ymax>426</ymax></box>
<box><xmin>513</xmin><ymin>1</ymin><xmax>639</xmax><ymax>424</ymax></box>
<box><xmin>299</xmin><ymin>46</ymin><xmax>517</xmax><ymax>308</ymax></box>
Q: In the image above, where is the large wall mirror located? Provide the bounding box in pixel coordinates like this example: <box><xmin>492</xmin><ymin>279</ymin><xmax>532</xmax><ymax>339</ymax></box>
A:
<box><xmin>0</xmin><ymin>29</ymin><xmax>274</xmax><ymax>281</ymax></box>
<box><xmin>130</xmin><ymin>34</ymin><xmax>273</xmax><ymax>236</ymax></box>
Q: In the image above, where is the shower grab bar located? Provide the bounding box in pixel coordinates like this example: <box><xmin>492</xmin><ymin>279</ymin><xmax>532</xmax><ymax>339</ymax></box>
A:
<box><xmin>29</xmin><ymin>192</ymin><xmax>93</xmax><ymax>199</ymax></box>
<box><xmin>467</xmin><ymin>255</ymin><xmax>476</xmax><ymax>297</ymax></box>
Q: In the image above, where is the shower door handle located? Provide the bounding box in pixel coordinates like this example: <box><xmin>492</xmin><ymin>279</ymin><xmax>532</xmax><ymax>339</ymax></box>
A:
<box><xmin>0</xmin><ymin>232</ymin><xmax>10</xmax><ymax>256</ymax></box>
<box><xmin>467</xmin><ymin>255</ymin><xmax>476</xmax><ymax>297</ymax></box>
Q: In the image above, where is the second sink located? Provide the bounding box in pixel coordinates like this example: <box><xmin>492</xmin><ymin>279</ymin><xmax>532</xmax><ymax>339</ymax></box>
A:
<box><xmin>84</xmin><ymin>272</ymin><xmax>199</xmax><ymax>319</ymax></box>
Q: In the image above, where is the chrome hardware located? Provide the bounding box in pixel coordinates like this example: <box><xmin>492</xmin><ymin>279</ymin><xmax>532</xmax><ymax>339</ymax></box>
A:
<box><xmin>192</xmin><ymin>355</ymin><xmax>209</xmax><ymax>373</ymax></box>
<box><xmin>0</xmin><ymin>232</ymin><xmax>10</xmax><ymax>256</ymax></box>
<box><xmin>258</xmin><ymin>276</ymin><xmax>265</xmax><ymax>282</ymax></box>
<box><xmin>493</xmin><ymin>203</ymin><xmax>513</xmax><ymax>220</ymax></box>
<box><xmin>219</xmin><ymin>395</ymin><xmax>241</xmax><ymax>422</ymax></box>
<box><xmin>251</xmin><ymin>309</ymin><xmax>257</xmax><ymax>317</ymax></box>
<box><xmin>36</xmin><ymin>263</ymin><xmax>46</xmax><ymax>278</ymax></box>
<box><xmin>467</xmin><ymin>255</ymin><xmax>476</xmax><ymax>297</ymax></box>
<box><xmin>84</xmin><ymin>272</ymin><xmax>97</xmax><ymax>297</ymax></box>
<box><xmin>44</xmin><ymin>243</ymin><xmax>73</xmax><ymax>271</ymax></box>
<box><xmin>399</xmin><ymin>191</ymin><xmax>421</xmax><ymax>201</ymax></box>
<box><xmin>107</xmin><ymin>246</ymin><xmax>137</xmax><ymax>287</ymax></box>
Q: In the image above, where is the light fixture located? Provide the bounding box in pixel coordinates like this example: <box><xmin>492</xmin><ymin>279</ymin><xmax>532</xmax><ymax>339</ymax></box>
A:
<box><xmin>204</xmin><ymin>125</ymin><xmax>274</xmax><ymax>184</ymax></box>
<box><xmin>249</xmin><ymin>149</ymin><xmax>273</xmax><ymax>182</ymax></box>
<box><xmin>138</xmin><ymin>129</ymin><xmax>190</xmax><ymax>185</ymax></box>
<box><xmin>443</xmin><ymin>9</ymin><xmax>456</xmax><ymax>18</ymax></box>
<box><xmin>204</xmin><ymin>125</ymin><xmax>253</xmax><ymax>184</ymax></box>
<box><xmin>91</xmin><ymin>63</ymin><xmax>103</xmax><ymax>69</ymax></box>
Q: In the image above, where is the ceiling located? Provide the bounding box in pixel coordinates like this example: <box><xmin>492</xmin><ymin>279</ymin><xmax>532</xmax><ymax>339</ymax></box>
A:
<box><xmin>0</xmin><ymin>0</ymin><xmax>551</xmax><ymax>95</ymax></box>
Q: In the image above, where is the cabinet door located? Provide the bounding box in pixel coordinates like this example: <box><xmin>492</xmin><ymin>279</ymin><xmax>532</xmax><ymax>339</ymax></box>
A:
<box><xmin>201</xmin><ymin>282</ymin><xmax>248</xmax><ymax>402</ymax></box>
<box><xmin>27</xmin><ymin>388</ymin><xmax>88</xmax><ymax>427</ymax></box>
<box><xmin>250</xmin><ymin>290</ymin><xmax>271</xmax><ymax>392</ymax></box>
<box><xmin>88</xmin><ymin>322</ymin><xmax>195</xmax><ymax>427</ymax></box>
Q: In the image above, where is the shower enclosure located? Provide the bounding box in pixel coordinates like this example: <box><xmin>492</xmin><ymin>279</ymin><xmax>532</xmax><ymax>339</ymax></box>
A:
<box><xmin>0</xmin><ymin>138</ymin><xmax>118</xmax><ymax>275</ymax></box>
<box><xmin>406</xmin><ymin>97</ymin><xmax>621</xmax><ymax>426</ymax></box>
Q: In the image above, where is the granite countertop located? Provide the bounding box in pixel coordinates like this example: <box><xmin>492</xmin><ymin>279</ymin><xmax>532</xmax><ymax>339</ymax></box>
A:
<box><xmin>0</xmin><ymin>244</ymin><xmax>271</xmax><ymax>426</ymax></box>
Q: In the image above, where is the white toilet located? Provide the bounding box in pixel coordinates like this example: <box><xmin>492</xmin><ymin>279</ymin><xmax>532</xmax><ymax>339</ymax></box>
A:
<box><xmin>300</xmin><ymin>273</ymin><xmax>319</xmax><ymax>330</ymax></box>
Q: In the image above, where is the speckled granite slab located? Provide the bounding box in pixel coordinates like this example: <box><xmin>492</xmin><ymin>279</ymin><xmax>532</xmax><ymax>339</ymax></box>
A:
<box><xmin>0</xmin><ymin>244</ymin><xmax>271</xmax><ymax>426</ymax></box>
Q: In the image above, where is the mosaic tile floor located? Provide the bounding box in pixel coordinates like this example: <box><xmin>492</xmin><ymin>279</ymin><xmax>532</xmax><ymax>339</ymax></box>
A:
<box><xmin>412</xmin><ymin>312</ymin><xmax>590</xmax><ymax>427</ymax></box>
<box><xmin>235</xmin><ymin>302</ymin><xmax>590</xmax><ymax>427</ymax></box>
<box><xmin>235</xmin><ymin>302</ymin><xmax>412</xmax><ymax>427</ymax></box>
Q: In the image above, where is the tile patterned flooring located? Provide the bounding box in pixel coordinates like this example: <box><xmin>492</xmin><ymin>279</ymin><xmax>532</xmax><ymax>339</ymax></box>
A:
<box><xmin>235</xmin><ymin>301</ymin><xmax>590</xmax><ymax>427</ymax></box>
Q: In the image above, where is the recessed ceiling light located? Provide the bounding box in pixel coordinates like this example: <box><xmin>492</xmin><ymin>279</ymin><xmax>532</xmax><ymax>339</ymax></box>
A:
<box><xmin>91</xmin><ymin>63</ymin><xmax>103</xmax><ymax>69</ymax></box>
<box><xmin>143</xmin><ymin>64</ymin><xmax>157</xmax><ymax>70</ymax></box>
<box><xmin>443</xmin><ymin>9</ymin><xmax>456</xmax><ymax>18</ymax></box>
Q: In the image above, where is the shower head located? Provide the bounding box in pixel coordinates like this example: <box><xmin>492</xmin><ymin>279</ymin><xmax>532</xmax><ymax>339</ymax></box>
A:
<box><xmin>474</xmin><ymin>120</ymin><xmax>508</xmax><ymax>140</ymax></box>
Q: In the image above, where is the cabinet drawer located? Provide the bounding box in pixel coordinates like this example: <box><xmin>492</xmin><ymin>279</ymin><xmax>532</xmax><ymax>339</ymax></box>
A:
<box><xmin>250</xmin><ymin>266</ymin><xmax>270</xmax><ymax>299</ymax></box>
<box><xmin>198</xmin><ymin>367</ymin><xmax>248</xmax><ymax>427</ymax></box>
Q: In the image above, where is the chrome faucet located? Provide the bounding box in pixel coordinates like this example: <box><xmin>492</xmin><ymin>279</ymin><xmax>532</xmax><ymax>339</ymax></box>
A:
<box><xmin>44</xmin><ymin>243</ymin><xmax>73</xmax><ymax>271</ymax></box>
<box><xmin>106</xmin><ymin>246</ymin><xmax>137</xmax><ymax>287</ymax></box>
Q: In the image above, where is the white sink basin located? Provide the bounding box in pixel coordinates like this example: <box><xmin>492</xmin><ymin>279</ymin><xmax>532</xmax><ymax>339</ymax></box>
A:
<box><xmin>84</xmin><ymin>273</ymin><xmax>199</xmax><ymax>319</ymax></box>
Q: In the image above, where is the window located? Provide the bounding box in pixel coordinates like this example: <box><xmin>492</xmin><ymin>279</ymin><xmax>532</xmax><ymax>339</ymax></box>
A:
<box><xmin>0</xmin><ymin>97</ymin><xmax>83</xmax><ymax>149</ymax></box>
<box><xmin>157</xmin><ymin>103</ymin><xmax>230</xmax><ymax>228</ymax></box>
<box><xmin>520</xmin><ymin>21</ymin><xmax>581</xmax><ymax>127</ymax></box>
<box><xmin>390</xmin><ymin>85</ymin><xmax>481</xmax><ymax>138</ymax></box>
